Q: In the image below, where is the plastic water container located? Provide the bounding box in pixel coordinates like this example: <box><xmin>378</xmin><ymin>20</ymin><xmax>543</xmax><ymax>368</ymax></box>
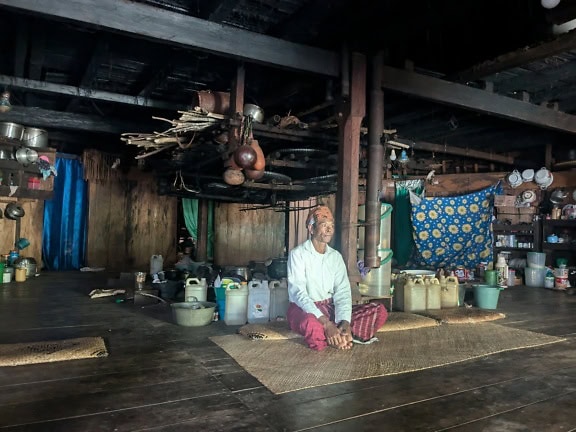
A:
<box><xmin>247</xmin><ymin>280</ymin><xmax>270</xmax><ymax>324</ymax></box>
<box><xmin>527</xmin><ymin>252</ymin><xmax>546</xmax><ymax>268</ymax></box>
<box><xmin>441</xmin><ymin>276</ymin><xmax>459</xmax><ymax>308</ymax></box>
<box><xmin>525</xmin><ymin>267</ymin><xmax>546</xmax><ymax>287</ymax></box>
<box><xmin>269</xmin><ymin>279</ymin><xmax>289</xmax><ymax>320</ymax></box>
<box><xmin>150</xmin><ymin>254</ymin><xmax>164</xmax><ymax>275</ymax></box>
<box><xmin>224</xmin><ymin>282</ymin><xmax>248</xmax><ymax>325</ymax></box>
<box><xmin>425</xmin><ymin>277</ymin><xmax>441</xmax><ymax>309</ymax></box>
<box><xmin>185</xmin><ymin>277</ymin><xmax>207</xmax><ymax>302</ymax></box>
<box><xmin>404</xmin><ymin>277</ymin><xmax>427</xmax><ymax>312</ymax></box>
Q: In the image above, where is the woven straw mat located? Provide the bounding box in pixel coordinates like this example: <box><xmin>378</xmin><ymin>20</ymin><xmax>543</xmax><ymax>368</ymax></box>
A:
<box><xmin>0</xmin><ymin>337</ymin><xmax>108</xmax><ymax>367</ymax></box>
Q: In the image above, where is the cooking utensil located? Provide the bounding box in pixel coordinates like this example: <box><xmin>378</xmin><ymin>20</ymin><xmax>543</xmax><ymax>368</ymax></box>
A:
<box><xmin>13</xmin><ymin>256</ymin><xmax>37</xmax><ymax>277</ymax></box>
<box><xmin>550</xmin><ymin>188</ymin><xmax>568</xmax><ymax>205</ymax></box>
<box><xmin>0</xmin><ymin>122</ymin><xmax>25</xmax><ymax>140</ymax></box>
<box><xmin>267</xmin><ymin>257</ymin><xmax>288</xmax><ymax>279</ymax></box>
<box><xmin>0</xmin><ymin>148</ymin><xmax>11</xmax><ymax>160</ymax></box>
<box><xmin>4</xmin><ymin>202</ymin><xmax>25</xmax><ymax>220</ymax></box>
<box><xmin>243</xmin><ymin>104</ymin><xmax>265</xmax><ymax>123</ymax></box>
<box><xmin>171</xmin><ymin>301</ymin><xmax>216</xmax><ymax>326</ymax></box>
<box><xmin>22</xmin><ymin>128</ymin><xmax>49</xmax><ymax>148</ymax></box>
<box><xmin>14</xmin><ymin>147</ymin><xmax>38</xmax><ymax>166</ymax></box>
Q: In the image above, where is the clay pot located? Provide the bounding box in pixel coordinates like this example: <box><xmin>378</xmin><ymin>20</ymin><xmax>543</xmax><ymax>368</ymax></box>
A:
<box><xmin>223</xmin><ymin>168</ymin><xmax>245</xmax><ymax>186</ymax></box>
<box><xmin>233</xmin><ymin>145</ymin><xmax>257</xmax><ymax>169</ymax></box>
<box><xmin>250</xmin><ymin>139</ymin><xmax>266</xmax><ymax>171</ymax></box>
<box><xmin>244</xmin><ymin>169</ymin><xmax>265</xmax><ymax>180</ymax></box>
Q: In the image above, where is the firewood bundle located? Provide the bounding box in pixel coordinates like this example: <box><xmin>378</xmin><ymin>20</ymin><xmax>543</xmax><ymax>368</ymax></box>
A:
<box><xmin>120</xmin><ymin>108</ymin><xmax>227</xmax><ymax>151</ymax></box>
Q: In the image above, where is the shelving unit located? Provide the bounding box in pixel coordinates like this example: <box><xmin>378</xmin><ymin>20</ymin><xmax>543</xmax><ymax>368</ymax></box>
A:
<box><xmin>492</xmin><ymin>221</ymin><xmax>541</xmax><ymax>266</ymax></box>
<box><xmin>0</xmin><ymin>137</ymin><xmax>54</xmax><ymax>200</ymax></box>
<box><xmin>541</xmin><ymin>219</ymin><xmax>576</xmax><ymax>267</ymax></box>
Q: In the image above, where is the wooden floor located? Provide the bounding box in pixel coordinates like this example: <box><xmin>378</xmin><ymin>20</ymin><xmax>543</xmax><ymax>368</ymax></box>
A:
<box><xmin>1</xmin><ymin>272</ymin><xmax>575</xmax><ymax>432</ymax></box>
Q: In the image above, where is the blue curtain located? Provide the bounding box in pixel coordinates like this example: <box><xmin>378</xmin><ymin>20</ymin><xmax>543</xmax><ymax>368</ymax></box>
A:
<box><xmin>42</xmin><ymin>156</ymin><xmax>88</xmax><ymax>270</ymax></box>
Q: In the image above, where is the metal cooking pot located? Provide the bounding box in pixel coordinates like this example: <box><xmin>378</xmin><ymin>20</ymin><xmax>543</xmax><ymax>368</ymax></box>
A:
<box><xmin>14</xmin><ymin>147</ymin><xmax>38</xmax><ymax>166</ymax></box>
<box><xmin>0</xmin><ymin>148</ymin><xmax>11</xmax><ymax>160</ymax></box>
<box><xmin>22</xmin><ymin>128</ymin><xmax>49</xmax><ymax>148</ymax></box>
<box><xmin>267</xmin><ymin>257</ymin><xmax>288</xmax><ymax>279</ymax></box>
<box><xmin>0</xmin><ymin>122</ymin><xmax>25</xmax><ymax>140</ymax></box>
<box><xmin>13</xmin><ymin>257</ymin><xmax>37</xmax><ymax>278</ymax></box>
<box><xmin>243</xmin><ymin>104</ymin><xmax>265</xmax><ymax>123</ymax></box>
<box><xmin>4</xmin><ymin>202</ymin><xmax>25</xmax><ymax>220</ymax></box>
<box><xmin>223</xmin><ymin>266</ymin><xmax>250</xmax><ymax>281</ymax></box>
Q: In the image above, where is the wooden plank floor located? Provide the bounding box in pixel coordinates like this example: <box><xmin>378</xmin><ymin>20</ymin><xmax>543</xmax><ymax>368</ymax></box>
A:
<box><xmin>0</xmin><ymin>272</ymin><xmax>575</xmax><ymax>431</ymax></box>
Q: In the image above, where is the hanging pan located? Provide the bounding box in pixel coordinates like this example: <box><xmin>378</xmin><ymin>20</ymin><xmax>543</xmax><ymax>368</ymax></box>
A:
<box><xmin>4</xmin><ymin>202</ymin><xmax>25</xmax><ymax>220</ymax></box>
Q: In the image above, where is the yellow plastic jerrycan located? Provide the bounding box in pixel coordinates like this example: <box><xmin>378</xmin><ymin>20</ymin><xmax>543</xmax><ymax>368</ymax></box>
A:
<box><xmin>405</xmin><ymin>277</ymin><xmax>427</xmax><ymax>312</ymax></box>
<box><xmin>425</xmin><ymin>276</ymin><xmax>442</xmax><ymax>310</ymax></box>
<box><xmin>441</xmin><ymin>276</ymin><xmax>459</xmax><ymax>309</ymax></box>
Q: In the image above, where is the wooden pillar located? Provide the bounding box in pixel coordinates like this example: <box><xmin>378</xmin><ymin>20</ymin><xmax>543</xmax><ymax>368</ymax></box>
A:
<box><xmin>336</xmin><ymin>52</ymin><xmax>366</xmax><ymax>283</ymax></box>
<box><xmin>196</xmin><ymin>199</ymin><xmax>209</xmax><ymax>261</ymax></box>
<box><xmin>226</xmin><ymin>63</ymin><xmax>246</xmax><ymax>158</ymax></box>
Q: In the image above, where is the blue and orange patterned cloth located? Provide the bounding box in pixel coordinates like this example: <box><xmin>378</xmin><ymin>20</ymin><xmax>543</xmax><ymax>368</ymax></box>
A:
<box><xmin>411</xmin><ymin>184</ymin><xmax>500</xmax><ymax>268</ymax></box>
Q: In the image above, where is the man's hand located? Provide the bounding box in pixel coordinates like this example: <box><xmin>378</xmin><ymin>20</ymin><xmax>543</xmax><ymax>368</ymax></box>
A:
<box><xmin>318</xmin><ymin>316</ymin><xmax>352</xmax><ymax>349</ymax></box>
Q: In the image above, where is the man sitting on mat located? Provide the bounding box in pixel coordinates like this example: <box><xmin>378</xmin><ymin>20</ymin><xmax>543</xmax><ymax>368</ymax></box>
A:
<box><xmin>287</xmin><ymin>205</ymin><xmax>388</xmax><ymax>351</ymax></box>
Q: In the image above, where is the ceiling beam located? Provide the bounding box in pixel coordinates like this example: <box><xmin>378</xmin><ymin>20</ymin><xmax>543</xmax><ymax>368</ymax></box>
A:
<box><xmin>0</xmin><ymin>74</ymin><xmax>182</xmax><ymax>110</ymax></box>
<box><xmin>453</xmin><ymin>30</ymin><xmax>576</xmax><ymax>82</ymax></box>
<box><xmin>0</xmin><ymin>106</ymin><xmax>153</xmax><ymax>135</ymax></box>
<box><xmin>412</xmin><ymin>140</ymin><xmax>514</xmax><ymax>165</ymax></box>
<box><xmin>381</xmin><ymin>65</ymin><xmax>576</xmax><ymax>134</ymax></box>
<box><xmin>0</xmin><ymin>0</ymin><xmax>339</xmax><ymax>77</ymax></box>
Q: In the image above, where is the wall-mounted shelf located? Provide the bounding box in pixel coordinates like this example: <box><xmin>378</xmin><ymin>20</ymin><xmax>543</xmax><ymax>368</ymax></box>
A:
<box><xmin>492</xmin><ymin>221</ymin><xmax>541</xmax><ymax>265</ymax></box>
<box><xmin>541</xmin><ymin>219</ymin><xmax>576</xmax><ymax>266</ymax></box>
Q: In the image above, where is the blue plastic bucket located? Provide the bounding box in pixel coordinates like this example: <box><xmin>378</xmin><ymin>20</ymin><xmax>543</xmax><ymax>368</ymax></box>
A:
<box><xmin>473</xmin><ymin>285</ymin><xmax>502</xmax><ymax>310</ymax></box>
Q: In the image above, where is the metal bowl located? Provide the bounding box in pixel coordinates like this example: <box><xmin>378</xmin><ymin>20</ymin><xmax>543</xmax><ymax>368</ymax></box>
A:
<box><xmin>243</xmin><ymin>104</ymin><xmax>265</xmax><ymax>123</ymax></box>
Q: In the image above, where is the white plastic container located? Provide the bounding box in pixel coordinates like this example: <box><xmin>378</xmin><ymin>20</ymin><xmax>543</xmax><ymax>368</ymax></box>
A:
<box><xmin>441</xmin><ymin>276</ymin><xmax>459</xmax><ymax>308</ymax></box>
<box><xmin>185</xmin><ymin>277</ymin><xmax>207</xmax><ymax>302</ymax></box>
<box><xmin>150</xmin><ymin>254</ymin><xmax>164</xmax><ymax>275</ymax></box>
<box><xmin>425</xmin><ymin>277</ymin><xmax>441</xmax><ymax>310</ymax></box>
<box><xmin>247</xmin><ymin>280</ymin><xmax>271</xmax><ymax>324</ymax></box>
<box><xmin>269</xmin><ymin>279</ymin><xmax>289</xmax><ymax>320</ymax></box>
<box><xmin>224</xmin><ymin>282</ymin><xmax>249</xmax><ymax>325</ymax></box>
<box><xmin>403</xmin><ymin>277</ymin><xmax>427</xmax><ymax>312</ymax></box>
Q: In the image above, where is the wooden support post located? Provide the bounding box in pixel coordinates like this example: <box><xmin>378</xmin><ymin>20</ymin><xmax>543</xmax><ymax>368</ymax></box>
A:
<box><xmin>336</xmin><ymin>52</ymin><xmax>366</xmax><ymax>284</ymax></box>
<box><xmin>226</xmin><ymin>63</ymin><xmax>245</xmax><ymax>159</ymax></box>
<box><xmin>196</xmin><ymin>199</ymin><xmax>209</xmax><ymax>262</ymax></box>
<box><xmin>545</xmin><ymin>143</ymin><xmax>553</xmax><ymax>169</ymax></box>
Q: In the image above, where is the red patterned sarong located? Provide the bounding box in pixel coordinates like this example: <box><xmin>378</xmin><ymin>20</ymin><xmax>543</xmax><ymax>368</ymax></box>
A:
<box><xmin>287</xmin><ymin>299</ymin><xmax>388</xmax><ymax>351</ymax></box>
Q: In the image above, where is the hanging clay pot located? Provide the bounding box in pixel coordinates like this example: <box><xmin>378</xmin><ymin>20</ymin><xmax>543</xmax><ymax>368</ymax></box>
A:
<box><xmin>223</xmin><ymin>168</ymin><xmax>245</xmax><ymax>186</ymax></box>
<box><xmin>233</xmin><ymin>144</ymin><xmax>257</xmax><ymax>170</ymax></box>
<box><xmin>250</xmin><ymin>139</ymin><xmax>266</xmax><ymax>171</ymax></box>
<box><xmin>244</xmin><ymin>169</ymin><xmax>265</xmax><ymax>180</ymax></box>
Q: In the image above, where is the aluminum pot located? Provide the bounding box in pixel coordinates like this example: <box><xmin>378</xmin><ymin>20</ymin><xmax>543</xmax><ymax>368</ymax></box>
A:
<box><xmin>22</xmin><ymin>128</ymin><xmax>49</xmax><ymax>148</ymax></box>
<box><xmin>243</xmin><ymin>104</ymin><xmax>265</xmax><ymax>123</ymax></box>
<box><xmin>13</xmin><ymin>257</ymin><xmax>37</xmax><ymax>278</ymax></box>
<box><xmin>223</xmin><ymin>266</ymin><xmax>250</xmax><ymax>281</ymax></box>
<box><xmin>0</xmin><ymin>148</ymin><xmax>11</xmax><ymax>160</ymax></box>
<box><xmin>14</xmin><ymin>147</ymin><xmax>38</xmax><ymax>166</ymax></box>
<box><xmin>4</xmin><ymin>202</ymin><xmax>25</xmax><ymax>220</ymax></box>
<box><xmin>0</xmin><ymin>122</ymin><xmax>25</xmax><ymax>140</ymax></box>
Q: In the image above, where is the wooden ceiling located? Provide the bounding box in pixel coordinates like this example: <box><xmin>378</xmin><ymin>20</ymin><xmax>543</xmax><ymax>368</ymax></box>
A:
<box><xmin>1</xmin><ymin>0</ymin><xmax>576</xmax><ymax>202</ymax></box>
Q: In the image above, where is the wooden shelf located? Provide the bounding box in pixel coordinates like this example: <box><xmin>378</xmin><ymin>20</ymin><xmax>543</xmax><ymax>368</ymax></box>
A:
<box><xmin>493</xmin><ymin>224</ymin><xmax>535</xmax><ymax>233</ymax></box>
<box><xmin>0</xmin><ymin>185</ymin><xmax>53</xmax><ymax>200</ymax></box>
<box><xmin>494</xmin><ymin>246</ymin><xmax>535</xmax><ymax>252</ymax></box>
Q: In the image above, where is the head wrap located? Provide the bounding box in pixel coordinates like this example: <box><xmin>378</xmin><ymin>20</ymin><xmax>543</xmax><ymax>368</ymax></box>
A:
<box><xmin>306</xmin><ymin>205</ymin><xmax>334</xmax><ymax>227</ymax></box>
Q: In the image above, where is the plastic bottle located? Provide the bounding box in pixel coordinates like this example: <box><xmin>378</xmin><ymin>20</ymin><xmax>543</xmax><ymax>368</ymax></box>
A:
<box><xmin>247</xmin><ymin>280</ymin><xmax>270</xmax><ymax>324</ymax></box>
<box><xmin>224</xmin><ymin>281</ymin><xmax>248</xmax><ymax>325</ymax></box>
<box><xmin>185</xmin><ymin>277</ymin><xmax>207</xmax><ymax>302</ymax></box>
<box><xmin>150</xmin><ymin>254</ymin><xmax>164</xmax><ymax>275</ymax></box>
<box><xmin>269</xmin><ymin>278</ymin><xmax>289</xmax><ymax>320</ymax></box>
<box><xmin>495</xmin><ymin>255</ymin><xmax>508</xmax><ymax>288</ymax></box>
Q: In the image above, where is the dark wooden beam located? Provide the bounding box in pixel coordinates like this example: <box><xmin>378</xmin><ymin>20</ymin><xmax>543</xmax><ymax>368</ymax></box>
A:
<box><xmin>0</xmin><ymin>75</ymin><xmax>180</xmax><ymax>110</ymax></box>
<box><xmin>412</xmin><ymin>140</ymin><xmax>515</xmax><ymax>165</ymax></box>
<box><xmin>208</xmin><ymin>0</ymin><xmax>236</xmax><ymax>22</ymax></box>
<box><xmin>453</xmin><ymin>30</ymin><xmax>576</xmax><ymax>82</ymax></box>
<box><xmin>381</xmin><ymin>65</ymin><xmax>576</xmax><ymax>134</ymax></box>
<box><xmin>0</xmin><ymin>106</ymin><xmax>153</xmax><ymax>135</ymax></box>
<box><xmin>0</xmin><ymin>0</ymin><xmax>339</xmax><ymax>77</ymax></box>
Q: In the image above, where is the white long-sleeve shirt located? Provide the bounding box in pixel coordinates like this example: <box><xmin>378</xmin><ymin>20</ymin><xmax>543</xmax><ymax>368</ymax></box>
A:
<box><xmin>287</xmin><ymin>239</ymin><xmax>352</xmax><ymax>324</ymax></box>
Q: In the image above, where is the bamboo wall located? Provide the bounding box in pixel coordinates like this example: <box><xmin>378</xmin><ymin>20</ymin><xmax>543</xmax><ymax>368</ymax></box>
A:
<box><xmin>213</xmin><ymin>203</ymin><xmax>285</xmax><ymax>265</ymax></box>
<box><xmin>86</xmin><ymin>172</ymin><xmax>177</xmax><ymax>272</ymax></box>
<box><xmin>0</xmin><ymin>198</ymin><xmax>43</xmax><ymax>266</ymax></box>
